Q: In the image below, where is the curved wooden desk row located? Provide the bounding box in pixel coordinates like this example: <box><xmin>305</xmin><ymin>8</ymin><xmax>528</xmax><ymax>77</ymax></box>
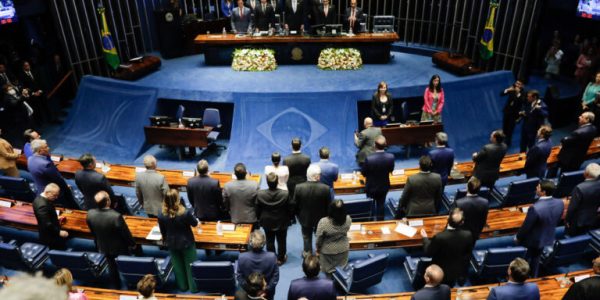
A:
<box><xmin>0</xmin><ymin>197</ymin><xmax>566</xmax><ymax>251</ymax></box>
<box><xmin>0</xmin><ymin>199</ymin><xmax>252</xmax><ymax>252</ymax></box>
<box><xmin>14</xmin><ymin>139</ymin><xmax>600</xmax><ymax>195</ymax></box>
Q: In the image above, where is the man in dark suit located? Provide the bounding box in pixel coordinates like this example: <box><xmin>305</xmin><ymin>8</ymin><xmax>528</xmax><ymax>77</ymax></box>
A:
<box><xmin>428</xmin><ymin>132</ymin><xmax>455</xmax><ymax>187</ymax></box>
<box><xmin>453</xmin><ymin>177</ymin><xmax>488</xmax><ymax>245</ymax></box>
<box><xmin>519</xmin><ymin>90</ymin><xmax>549</xmax><ymax>153</ymax></box>
<box><xmin>355</xmin><ymin>117</ymin><xmax>382</xmax><ymax>166</ymax></box>
<box><xmin>284</xmin><ymin>137</ymin><xmax>311</xmax><ymax>198</ymax></box>
<box><xmin>472</xmin><ymin>130</ymin><xmax>508</xmax><ymax>188</ymax></box>
<box><xmin>254</xmin><ymin>0</ymin><xmax>276</xmax><ymax>31</ymax></box>
<box><xmin>565</xmin><ymin>163</ymin><xmax>600</xmax><ymax>236</ymax></box>
<box><xmin>269</xmin><ymin>0</ymin><xmax>282</xmax><ymax>16</ymax></box>
<box><xmin>362</xmin><ymin>135</ymin><xmax>395</xmax><ymax>220</ymax></box>
<box><xmin>231</xmin><ymin>0</ymin><xmax>254</xmax><ymax>33</ymax></box>
<box><xmin>27</xmin><ymin>139</ymin><xmax>78</xmax><ymax>209</ymax></box>
<box><xmin>236</xmin><ymin>230</ymin><xmax>279</xmax><ymax>298</ymax></box>
<box><xmin>344</xmin><ymin>0</ymin><xmax>364</xmax><ymax>33</ymax></box>
<box><xmin>33</xmin><ymin>183</ymin><xmax>69</xmax><ymax>249</ymax></box>
<box><xmin>246</xmin><ymin>0</ymin><xmax>259</xmax><ymax>13</ymax></box>
<box><xmin>284</xmin><ymin>0</ymin><xmax>305</xmax><ymax>32</ymax></box>
<box><xmin>411</xmin><ymin>264</ymin><xmax>451</xmax><ymax>300</ymax></box>
<box><xmin>398</xmin><ymin>155</ymin><xmax>442</xmax><ymax>217</ymax></box>
<box><xmin>500</xmin><ymin>79</ymin><xmax>525</xmax><ymax>148</ymax></box>
<box><xmin>524</xmin><ymin>125</ymin><xmax>553</xmax><ymax>179</ymax></box>
<box><xmin>316</xmin><ymin>146</ymin><xmax>338</xmax><ymax>198</ymax></box>
<box><xmin>487</xmin><ymin>258</ymin><xmax>540</xmax><ymax>300</ymax></box>
<box><xmin>291</xmin><ymin>164</ymin><xmax>331</xmax><ymax>256</ymax></box>
<box><xmin>288</xmin><ymin>254</ymin><xmax>337</xmax><ymax>300</ymax></box>
<box><xmin>223</xmin><ymin>163</ymin><xmax>259</xmax><ymax>226</ymax></box>
<box><xmin>188</xmin><ymin>159</ymin><xmax>223</xmax><ymax>221</ymax></box>
<box><xmin>314</xmin><ymin>0</ymin><xmax>335</xmax><ymax>26</ymax></box>
<box><xmin>0</xmin><ymin>63</ymin><xmax>16</xmax><ymax>87</ymax></box>
<box><xmin>558</xmin><ymin>112</ymin><xmax>597</xmax><ymax>172</ymax></box>
<box><xmin>420</xmin><ymin>208</ymin><xmax>473</xmax><ymax>287</ymax></box>
<box><xmin>86</xmin><ymin>191</ymin><xmax>136</xmax><ymax>287</ymax></box>
<box><xmin>516</xmin><ymin>180</ymin><xmax>564</xmax><ymax>277</ymax></box>
<box><xmin>562</xmin><ymin>256</ymin><xmax>600</xmax><ymax>300</ymax></box>
<box><xmin>19</xmin><ymin>60</ymin><xmax>52</xmax><ymax>125</ymax></box>
<box><xmin>74</xmin><ymin>153</ymin><xmax>117</xmax><ymax>211</ymax></box>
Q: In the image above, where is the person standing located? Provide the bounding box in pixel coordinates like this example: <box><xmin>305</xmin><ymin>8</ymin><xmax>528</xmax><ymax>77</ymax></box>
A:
<box><xmin>427</xmin><ymin>132</ymin><xmax>455</xmax><ymax>187</ymax></box>
<box><xmin>565</xmin><ymin>163</ymin><xmax>600</xmax><ymax>236</ymax></box>
<box><xmin>257</xmin><ymin>173</ymin><xmax>290</xmax><ymax>265</ymax></box>
<box><xmin>284</xmin><ymin>138</ymin><xmax>311</xmax><ymax>198</ymax></box>
<box><xmin>264</xmin><ymin>152</ymin><xmax>289</xmax><ymax>191</ymax></box>
<box><xmin>453</xmin><ymin>177</ymin><xmax>489</xmax><ymax>245</ymax></box>
<box><xmin>223</xmin><ymin>163</ymin><xmax>259</xmax><ymax>226</ymax></box>
<box><xmin>231</xmin><ymin>0</ymin><xmax>253</xmax><ymax>33</ymax></box>
<box><xmin>411</xmin><ymin>265</ymin><xmax>451</xmax><ymax>300</ymax></box>
<box><xmin>33</xmin><ymin>183</ymin><xmax>69</xmax><ymax>250</ymax></box>
<box><xmin>344</xmin><ymin>0</ymin><xmax>364</xmax><ymax>33</ymax></box>
<box><xmin>354</xmin><ymin>117</ymin><xmax>382</xmax><ymax>166</ymax></box>
<box><xmin>557</xmin><ymin>112</ymin><xmax>597</xmax><ymax>172</ymax></box>
<box><xmin>187</xmin><ymin>160</ymin><xmax>223</xmax><ymax>221</ymax></box>
<box><xmin>581</xmin><ymin>72</ymin><xmax>600</xmax><ymax>111</ymax></box>
<box><xmin>524</xmin><ymin>125</ymin><xmax>553</xmax><ymax>179</ymax></box>
<box><xmin>74</xmin><ymin>153</ymin><xmax>118</xmax><ymax>211</ymax></box>
<box><xmin>562</xmin><ymin>256</ymin><xmax>600</xmax><ymax>300</ymax></box>
<box><xmin>371</xmin><ymin>81</ymin><xmax>393</xmax><ymax>127</ymax></box>
<box><xmin>397</xmin><ymin>156</ymin><xmax>443</xmax><ymax>217</ymax></box>
<box><xmin>362</xmin><ymin>135</ymin><xmax>395</xmax><ymax>220</ymax></box>
<box><xmin>0</xmin><ymin>129</ymin><xmax>20</xmax><ymax>178</ymax></box>
<box><xmin>135</xmin><ymin>155</ymin><xmax>169</xmax><ymax>218</ymax></box>
<box><xmin>236</xmin><ymin>230</ymin><xmax>280</xmax><ymax>298</ymax></box>
<box><xmin>421</xmin><ymin>75</ymin><xmax>445</xmax><ymax>123</ymax></box>
<box><xmin>315</xmin><ymin>200</ymin><xmax>352</xmax><ymax>275</ymax></box>
<box><xmin>519</xmin><ymin>90</ymin><xmax>549</xmax><ymax>153</ymax></box>
<box><xmin>486</xmin><ymin>258</ymin><xmax>540</xmax><ymax>300</ymax></box>
<box><xmin>500</xmin><ymin>79</ymin><xmax>525</xmax><ymax>147</ymax></box>
<box><xmin>158</xmin><ymin>189</ymin><xmax>198</xmax><ymax>292</ymax></box>
<box><xmin>316</xmin><ymin>147</ymin><xmax>338</xmax><ymax>198</ymax></box>
<box><xmin>287</xmin><ymin>254</ymin><xmax>337</xmax><ymax>300</ymax></box>
<box><xmin>472</xmin><ymin>130</ymin><xmax>508</xmax><ymax>188</ymax></box>
<box><xmin>284</xmin><ymin>0</ymin><xmax>305</xmax><ymax>33</ymax></box>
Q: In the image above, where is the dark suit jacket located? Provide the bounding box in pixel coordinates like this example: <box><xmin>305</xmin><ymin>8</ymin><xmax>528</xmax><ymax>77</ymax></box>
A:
<box><xmin>32</xmin><ymin>195</ymin><xmax>64</xmax><ymax>248</ymax></box>
<box><xmin>287</xmin><ymin>277</ymin><xmax>337</xmax><ymax>300</ymax></box>
<box><xmin>362</xmin><ymin>151</ymin><xmax>394</xmax><ymax>199</ymax></box>
<box><xmin>284</xmin><ymin>152</ymin><xmax>311</xmax><ymax>196</ymax></box>
<box><xmin>524</xmin><ymin>138</ymin><xmax>552</xmax><ymax>179</ymax></box>
<box><xmin>28</xmin><ymin>154</ymin><xmax>77</xmax><ymax>209</ymax></box>
<box><xmin>344</xmin><ymin>6</ymin><xmax>364</xmax><ymax>33</ymax></box>
<box><xmin>473</xmin><ymin>142</ymin><xmax>507</xmax><ymax>187</ymax></box>
<box><xmin>284</xmin><ymin>0</ymin><xmax>305</xmax><ymax>31</ymax></box>
<box><xmin>237</xmin><ymin>250</ymin><xmax>279</xmax><ymax>295</ymax></box>
<box><xmin>254</xmin><ymin>3</ymin><xmax>276</xmax><ymax>30</ymax></box>
<box><xmin>428</xmin><ymin>146</ymin><xmax>455</xmax><ymax>186</ymax></box>
<box><xmin>315</xmin><ymin>4</ymin><xmax>335</xmax><ymax>25</ymax></box>
<box><xmin>269</xmin><ymin>0</ymin><xmax>283</xmax><ymax>15</ymax></box>
<box><xmin>558</xmin><ymin>124</ymin><xmax>597</xmax><ymax>171</ymax></box>
<box><xmin>157</xmin><ymin>208</ymin><xmax>198</xmax><ymax>251</ymax></box>
<box><xmin>454</xmin><ymin>195</ymin><xmax>489</xmax><ymax>241</ymax></box>
<box><xmin>398</xmin><ymin>171</ymin><xmax>442</xmax><ymax>217</ymax></box>
<box><xmin>423</xmin><ymin>228</ymin><xmax>473</xmax><ymax>286</ymax></box>
<box><xmin>230</xmin><ymin>6</ymin><xmax>253</xmax><ymax>33</ymax></box>
<box><xmin>355</xmin><ymin>126</ymin><xmax>382</xmax><ymax>164</ymax></box>
<box><xmin>291</xmin><ymin>181</ymin><xmax>331</xmax><ymax>228</ymax></box>
<box><xmin>19</xmin><ymin>69</ymin><xmax>43</xmax><ymax>92</ymax></box>
<box><xmin>75</xmin><ymin>169</ymin><xmax>116</xmax><ymax>210</ymax></box>
<box><xmin>487</xmin><ymin>282</ymin><xmax>540</xmax><ymax>300</ymax></box>
<box><xmin>562</xmin><ymin>276</ymin><xmax>600</xmax><ymax>300</ymax></box>
<box><xmin>411</xmin><ymin>284</ymin><xmax>451</xmax><ymax>300</ymax></box>
<box><xmin>521</xmin><ymin>100</ymin><xmax>549</xmax><ymax>142</ymax></box>
<box><xmin>86</xmin><ymin>208</ymin><xmax>136</xmax><ymax>256</ymax></box>
<box><xmin>501</xmin><ymin>89</ymin><xmax>525</xmax><ymax>120</ymax></box>
<box><xmin>516</xmin><ymin>196</ymin><xmax>564</xmax><ymax>250</ymax></box>
<box><xmin>256</xmin><ymin>188</ymin><xmax>290</xmax><ymax>231</ymax></box>
<box><xmin>187</xmin><ymin>175</ymin><xmax>223</xmax><ymax>221</ymax></box>
<box><xmin>566</xmin><ymin>178</ymin><xmax>600</xmax><ymax>229</ymax></box>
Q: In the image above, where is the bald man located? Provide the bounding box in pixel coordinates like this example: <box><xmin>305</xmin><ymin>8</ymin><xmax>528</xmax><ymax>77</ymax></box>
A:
<box><xmin>33</xmin><ymin>183</ymin><xmax>69</xmax><ymax>249</ymax></box>
<box><xmin>411</xmin><ymin>264</ymin><xmax>450</xmax><ymax>300</ymax></box>
<box><xmin>563</xmin><ymin>256</ymin><xmax>600</xmax><ymax>300</ymax></box>
<box><xmin>354</xmin><ymin>117</ymin><xmax>382</xmax><ymax>166</ymax></box>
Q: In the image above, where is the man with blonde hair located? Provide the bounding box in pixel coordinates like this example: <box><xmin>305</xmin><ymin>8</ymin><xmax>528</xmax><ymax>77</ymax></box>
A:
<box><xmin>135</xmin><ymin>155</ymin><xmax>169</xmax><ymax>217</ymax></box>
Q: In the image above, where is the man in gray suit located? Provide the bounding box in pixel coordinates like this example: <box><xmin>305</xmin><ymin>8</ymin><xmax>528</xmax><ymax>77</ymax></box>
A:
<box><xmin>231</xmin><ymin>0</ymin><xmax>253</xmax><ymax>33</ymax></box>
<box><xmin>223</xmin><ymin>163</ymin><xmax>259</xmax><ymax>226</ymax></box>
<box><xmin>135</xmin><ymin>155</ymin><xmax>169</xmax><ymax>218</ymax></box>
<box><xmin>397</xmin><ymin>156</ymin><xmax>442</xmax><ymax>217</ymax></box>
<box><xmin>354</xmin><ymin>117</ymin><xmax>382</xmax><ymax>166</ymax></box>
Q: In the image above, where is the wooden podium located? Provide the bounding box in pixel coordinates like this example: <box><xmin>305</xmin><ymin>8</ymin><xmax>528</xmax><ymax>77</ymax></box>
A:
<box><xmin>114</xmin><ymin>56</ymin><xmax>161</xmax><ymax>81</ymax></box>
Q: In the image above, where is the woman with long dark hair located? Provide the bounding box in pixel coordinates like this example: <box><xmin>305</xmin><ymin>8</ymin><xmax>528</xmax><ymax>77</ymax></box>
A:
<box><xmin>157</xmin><ymin>189</ymin><xmax>198</xmax><ymax>292</ymax></box>
<box><xmin>371</xmin><ymin>81</ymin><xmax>393</xmax><ymax>127</ymax></box>
<box><xmin>315</xmin><ymin>199</ymin><xmax>352</xmax><ymax>275</ymax></box>
<box><xmin>421</xmin><ymin>74</ymin><xmax>445</xmax><ymax>123</ymax></box>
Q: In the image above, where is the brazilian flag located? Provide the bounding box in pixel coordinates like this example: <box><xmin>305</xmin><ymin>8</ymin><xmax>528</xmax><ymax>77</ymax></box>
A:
<box><xmin>98</xmin><ymin>4</ymin><xmax>120</xmax><ymax>70</ymax></box>
<box><xmin>480</xmin><ymin>0</ymin><xmax>499</xmax><ymax>60</ymax></box>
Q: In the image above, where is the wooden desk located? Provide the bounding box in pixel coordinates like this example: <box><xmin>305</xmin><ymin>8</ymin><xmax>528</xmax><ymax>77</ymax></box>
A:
<box><xmin>382</xmin><ymin>123</ymin><xmax>444</xmax><ymax>146</ymax></box>
<box><xmin>0</xmin><ymin>199</ymin><xmax>251</xmax><ymax>251</ymax></box>
<box><xmin>78</xmin><ymin>287</ymin><xmax>231</xmax><ymax>300</ymax></box>
<box><xmin>194</xmin><ymin>32</ymin><xmax>400</xmax><ymax>65</ymax></box>
<box><xmin>144</xmin><ymin>126</ymin><xmax>213</xmax><ymax>148</ymax></box>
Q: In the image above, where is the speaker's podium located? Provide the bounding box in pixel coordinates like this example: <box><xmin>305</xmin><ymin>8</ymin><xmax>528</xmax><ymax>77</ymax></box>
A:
<box><xmin>154</xmin><ymin>9</ymin><xmax>184</xmax><ymax>58</ymax></box>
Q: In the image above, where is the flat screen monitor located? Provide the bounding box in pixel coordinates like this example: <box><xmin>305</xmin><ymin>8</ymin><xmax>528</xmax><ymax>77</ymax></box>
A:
<box><xmin>0</xmin><ymin>0</ymin><xmax>17</xmax><ymax>25</ymax></box>
<box><xmin>149</xmin><ymin>116</ymin><xmax>172</xmax><ymax>127</ymax></box>
<box><xmin>182</xmin><ymin>117</ymin><xmax>202</xmax><ymax>129</ymax></box>
<box><xmin>577</xmin><ymin>0</ymin><xmax>600</xmax><ymax>20</ymax></box>
<box><xmin>325</xmin><ymin>24</ymin><xmax>342</xmax><ymax>35</ymax></box>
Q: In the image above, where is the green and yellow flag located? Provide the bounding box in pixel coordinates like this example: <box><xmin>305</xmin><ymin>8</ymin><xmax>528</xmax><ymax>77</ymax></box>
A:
<box><xmin>480</xmin><ymin>0</ymin><xmax>499</xmax><ymax>60</ymax></box>
<box><xmin>98</xmin><ymin>4</ymin><xmax>120</xmax><ymax>70</ymax></box>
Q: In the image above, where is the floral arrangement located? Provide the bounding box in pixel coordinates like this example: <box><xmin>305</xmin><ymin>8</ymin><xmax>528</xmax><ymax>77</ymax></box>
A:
<box><xmin>231</xmin><ymin>48</ymin><xmax>277</xmax><ymax>71</ymax></box>
<box><xmin>317</xmin><ymin>48</ymin><xmax>363</xmax><ymax>70</ymax></box>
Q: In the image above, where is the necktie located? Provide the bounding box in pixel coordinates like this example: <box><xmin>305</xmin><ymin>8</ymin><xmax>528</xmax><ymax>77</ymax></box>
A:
<box><xmin>27</xmin><ymin>71</ymin><xmax>34</xmax><ymax>80</ymax></box>
<box><xmin>292</xmin><ymin>0</ymin><xmax>296</xmax><ymax>13</ymax></box>
<box><xmin>1</xmin><ymin>73</ymin><xmax>7</xmax><ymax>83</ymax></box>
<box><xmin>263</xmin><ymin>4</ymin><xmax>266</xmax><ymax>12</ymax></box>
<box><xmin>351</xmin><ymin>9</ymin><xmax>355</xmax><ymax>28</ymax></box>
<box><xmin>240</xmin><ymin>7</ymin><xmax>243</xmax><ymax>17</ymax></box>
<box><xmin>324</xmin><ymin>5</ymin><xmax>328</xmax><ymax>17</ymax></box>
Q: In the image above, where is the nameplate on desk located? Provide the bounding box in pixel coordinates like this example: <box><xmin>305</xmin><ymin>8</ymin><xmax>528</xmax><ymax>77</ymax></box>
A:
<box><xmin>50</xmin><ymin>155</ymin><xmax>61</xmax><ymax>162</ymax></box>
<box><xmin>118</xmin><ymin>296</ymin><xmax>138</xmax><ymax>300</ymax></box>
<box><xmin>290</xmin><ymin>30</ymin><xmax>297</xmax><ymax>35</ymax></box>
<box><xmin>381</xmin><ymin>226</ymin><xmax>391</xmax><ymax>235</ymax></box>
<box><xmin>95</xmin><ymin>163</ymin><xmax>103</xmax><ymax>169</ymax></box>
<box><xmin>340</xmin><ymin>173</ymin><xmax>354</xmax><ymax>180</ymax></box>
<box><xmin>394</xmin><ymin>223</ymin><xmax>417</xmax><ymax>237</ymax></box>
<box><xmin>574</xmin><ymin>274</ymin><xmax>591</xmax><ymax>282</ymax></box>
<box><xmin>392</xmin><ymin>169</ymin><xmax>405</xmax><ymax>176</ymax></box>
<box><xmin>349</xmin><ymin>224</ymin><xmax>361</xmax><ymax>231</ymax></box>
<box><xmin>221</xmin><ymin>224</ymin><xmax>235</xmax><ymax>231</ymax></box>
<box><xmin>408</xmin><ymin>219</ymin><xmax>424</xmax><ymax>227</ymax></box>
<box><xmin>146</xmin><ymin>225</ymin><xmax>162</xmax><ymax>241</ymax></box>
<box><xmin>0</xmin><ymin>200</ymin><xmax>12</xmax><ymax>208</ymax></box>
<box><xmin>372</xmin><ymin>33</ymin><xmax>384</xmax><ymax>36</ymax></box>
<box><xmin>182</xmin><ymin>171</ymin><xmax>195</xmax><ymax>177</ymax></box>
<box><xmin>521</xmin><ymin>207</ymin><xmax>529</xmax><ymax>213</ymax></box>
<box><xmin>135</xmin><ymin>167</ymin><xmax>146</xmax><ymax>173</ymax></box>
<box><xmin>208</xmin><ymin>35</ymin><xmax>224</xmax><ymax>38</ymax></box>
<box><xmin>13</xmin><ymin>148</ymin><xmax>22</xmax><ymax>155</ymax></box>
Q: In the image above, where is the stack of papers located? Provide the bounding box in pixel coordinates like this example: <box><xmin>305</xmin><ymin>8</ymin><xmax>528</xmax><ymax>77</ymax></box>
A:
<box><xmin>182</xmin><ymin>171</ymin><xmax>195</xmax><ymax>177</ymax></box>
<box><xmin>146</xmin><ymin>226</ymin><xmax>162</xmax><ymax>241</ymax></box>
<box><xmin>381</xmin><ymin>226</ymin><xmax>391</xmax><ymax>235</ymax></box>
<box><xmin>349</xmin><ymin>224</ymin><xmax>361</xmax><ymax>231</ymax></box>
<box><xmin>394</xmin><ymin>223</ymin><xmax>417</xmax><ymax>237</ymax></box>
<box><xmin>392</xmin><ymin>169</ymin><xmax>405</xmax><ymax>176</ymax></box>
<box><xmin>135</xmin><ymin>167</ymin><xmax>146</xmax><ymax>173</ymax></box>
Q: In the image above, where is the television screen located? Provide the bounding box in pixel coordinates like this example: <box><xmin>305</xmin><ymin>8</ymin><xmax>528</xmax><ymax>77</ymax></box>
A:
<box><xmin>0</xmin><ymin>0</ymin><xmax>17</xmax><ymax>24</ymax></box>
<box><xmin>577</xmin><ymin>0</ymin><xmax>600</xmax><ymax>20</ymax></box>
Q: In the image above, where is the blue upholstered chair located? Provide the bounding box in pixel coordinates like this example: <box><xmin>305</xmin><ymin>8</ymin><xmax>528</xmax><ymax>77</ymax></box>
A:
<box><xmin>490</xmin><ymin>177</ymin><xmax>539</xmax><ymax>208</ymax></box>
<box><xmin>553</xmin><ymin>170</ymin><xmax>585</xmax><ymax>198</ymax></box>
<box><xmin>191</xmin><ymin>261</ymin><xmax>236</xmax><ymax>295</ymax></box>
<box><xmin>49</xmin><ymin>250</ymin><xmax>108</xmax><ymax>282</ymax></box>
<box><xmin>540</xmin><ymin>235</ymin><xmax>591</xmax><ymax>269</ymax></box>
<box><xmin>590</xmin><ymin>229</ymin><xmax>600</xmax><ymax>254</ymax></box>
<box><xmin>342</xmin><ymin>197</ymin><xmax>373</xmax><ymax>221</ymax></box>
<box><xmin>403</xmin><ymin>256</ymin><xmax>432</xmax><ymax>290</ymax></box>
<box><xmin>442</xmin><ymin>186</ymin><xmax>490</xmax><ymax>210</ymax></box>
<box><xmin>386</xmin><ymin>196</ymin><xmax>400</xmax><ymax>219</ymax></box>
<box><xmin>202</xmin><ymin>108</ymin><xmax>227</xmax><ymax>154</ymax></box>
<box><xmin>470</xmin><ymin>246</ymin><xmax>527</xmax><ymax>279</ymax></box>
<box><xmin>0</xmin><ymin>175</ymin><xmax>36</xmax><ymax>202</ymax></box>
<box><xmin>0</xmin><ymin>240</ymin><xmax>48</xmax><ymax>272</ymax></box>
<box><xmin>176</xmin><ymin>104</ymin><xmax>185</xmax><ymax>124</ymax></box>
<box><xmin>115</xmin><ymin>255</ymin><xmax>173</xmax><ymax>288</ymax></box>
<box><xmin>333</xmin><ymin>253</ymin><xmax>389</xmax><ymax>293</ymax></box>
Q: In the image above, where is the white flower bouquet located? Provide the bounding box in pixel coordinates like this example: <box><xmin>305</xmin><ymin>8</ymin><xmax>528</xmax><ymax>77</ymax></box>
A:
<box><xmin>317</xmin><ymin>48</ymin><xmax>363</xmax><ymax>70</ymax></box>
<box><xmin>231</xmin><ymin>48</ymin><xmax>278</xmax><ymax>71</ymax></box>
